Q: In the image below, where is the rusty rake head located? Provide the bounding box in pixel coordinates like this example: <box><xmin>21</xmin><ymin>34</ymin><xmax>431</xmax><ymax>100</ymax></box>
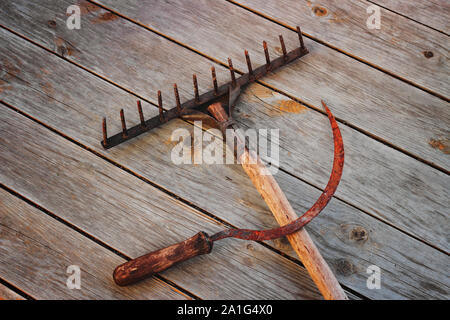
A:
<box><xmin>101</xmin><ymin>27</ymin><xmax>308</xmax><ymax>149</ymax></box>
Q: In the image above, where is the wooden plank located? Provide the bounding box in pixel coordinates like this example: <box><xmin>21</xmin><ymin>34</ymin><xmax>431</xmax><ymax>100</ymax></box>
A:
<box><xmin>0</xmin><ymin>189</ymin><xmax>186</xmax><ymax>300</ymax></box>
<box><xmin>228</xmin><ymin>0</ymin><xmax>450</xmax><ymax>98</ymax></box>
<box><xmin>0</xmin><ymin>1</ymin><xmax>448</xmax><ymax>248</ymax></box>
<box><xmin>369</xmin><ymin>0</ymin><xmax>450</xmax><ymax>34</ymax></box>
<box><xmin>0</xmin><ymin>29</ymin><xmax>448</xmax><ymax>299</ymax></box>
<box><xmin>1</xmin><ymin>0</ymin><xmax>448</xmax><ymax>170</ymax></box>
<box><xmin>0</xmin><ymin>283</ymin><xmax>25</xmax><ymax>300</ymax></box>
<box><xmin>0</xmin><ymin>107</ymin><xmax>324</xmax><ymax>300</ymax></box>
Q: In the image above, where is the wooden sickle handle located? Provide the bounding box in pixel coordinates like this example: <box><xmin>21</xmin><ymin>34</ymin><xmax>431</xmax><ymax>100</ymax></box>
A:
<box><xmin>113</xmin><ymin>232</ymin><xmax>213</xmax><ymax>286</ymax></box>
<box><xmin>208</xmin><ymin>102</ymin><xmax>347</xmax><ymax>300</ymax></box>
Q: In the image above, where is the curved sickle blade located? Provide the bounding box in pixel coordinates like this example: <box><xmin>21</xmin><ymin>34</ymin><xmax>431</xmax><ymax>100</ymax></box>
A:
<box><xmin>211</xmin><ymin>101</ymin><xmax>344</xmax><ymax>242</ymax></box>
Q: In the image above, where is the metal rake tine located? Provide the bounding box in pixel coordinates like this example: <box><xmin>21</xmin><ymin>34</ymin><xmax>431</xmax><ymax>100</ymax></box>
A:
<box><xmin>102</xmin><ymin>117</ymin><xmax>107</xmax><ymax>147</ymax></box>
<box><xmin>263</xmin><ymin>41</ymin><xmax>270</xmax><ymax>70</ymax></box>
<box><xmin>173</xmin><ymin>83</ymin><xmax>181</xmax><ymax>114</ymax></box>
<box><xmin>279</xmin><ymin>35</ymin><xmax>287</xmax><ymax>58</ymax></box>
<box><xmin>296</xmin><ymin>26</ymin><xmax>305</xmax><ymax>49</ymax></box>
<box><xmin>211</xmin><ymin>66</ymin><xmax>218</xmax><ymax>95</ymax></box>
<box><xmin>244</xmin><ymin>50</ymin><xmax>253</xmax><ymax>76</ymax></box>
<box><xmin>157</xmin><ymin>90</ymin><xmax>164</xmax><ymax>122</ymax></box>
<box><xmin>120</xmin><ymin>109</ymin><xmax>128</xmax><ymax>138</ymax></box>
<box><xmin>227</xmin><ymin>58</ymin><xmax>236</xmax><ymax>87</ymax></box>
<box><xmin>193</xmin><ymin>74</ymin><xmax>199</xmax><ymax>102</ymax></box>
<box><xmin>137</xmin><ymin>100</ymin><xmax>145</xmax><ymax>127</ymax></box>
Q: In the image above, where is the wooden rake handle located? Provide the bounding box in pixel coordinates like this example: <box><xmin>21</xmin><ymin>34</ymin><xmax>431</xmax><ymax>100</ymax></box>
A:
<box><xmin>208</xmin><ymin>102</ymin><xmax>347</xmax><ymax>300</ymax></box>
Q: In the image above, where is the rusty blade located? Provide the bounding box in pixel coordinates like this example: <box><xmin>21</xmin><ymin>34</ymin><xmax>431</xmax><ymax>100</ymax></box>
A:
<box><xmin>210</xmin><ymin>101</ymin><xmax>344</xmax><ymax>241</ymax></box>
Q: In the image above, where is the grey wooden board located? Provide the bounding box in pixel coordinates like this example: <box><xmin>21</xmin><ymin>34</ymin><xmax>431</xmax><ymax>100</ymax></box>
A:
<box><xmin>0</xmin><ymin>283</ymin><xmax>25</xmax><ymax>300</ymax></box>
<box><xmin>0</xmin><ymin>107</ymin><xmax>327</xmax><ymax>300</ymax></box>
<box><xmin>0</xmin><ymin>189</ymin><xmax>187</xmax><ymax>300</ymax></box>
<box><xmin>1</xmin><ymin>0</ymin><xmax>449</xmax><ymax>171</ymax></box>
<box><xmin>0</xmin><ymin>29</ymin><xmax>448</xmax><ymax>299</ymax></box>
<box><xmin>229</xmin><ymin>0</ymin><xmax>450</xmax><ymax>98</ymax></box>
<box><xmin>369</xmin><ymin>0</ymin><xmax>450</xmax><ymax>34</ymax></box>
<box><xmin>89</xmin><ymin>0</ymin><xmax>450</xmax><ymax>174</ymax></box>
<box><xmin>0</xmin><ymin>1</ymin><xmax>448</xmax><ymax>249</ymax></box>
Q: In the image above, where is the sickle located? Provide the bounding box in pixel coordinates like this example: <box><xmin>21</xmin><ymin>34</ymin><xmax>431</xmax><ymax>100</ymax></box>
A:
<box><xmin>113</xmin><ymin>101</ymin><xmax>345</xmax><ymax>287</ymax></box>
<box><xmin>210</xmin><ymin>101</ymin><xmax>344</xmax><ymax>241</ymax></box>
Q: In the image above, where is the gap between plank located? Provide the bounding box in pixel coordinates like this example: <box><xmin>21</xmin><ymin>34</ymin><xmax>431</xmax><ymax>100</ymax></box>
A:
<box><xmin>0</xmin><ymin>100</ymin><xmax>364</xmax><ymax>299</ymax></box>
<box><xmin>82</xmin><ymin>2</ymin><xmax>450</xmax><ymax>175</ymax></box>
<box><xmin>0</xmin><ymin>277</ymin><xmax>34</xmax><ymax>300</ymax></box>
<box><xmin>1</xmin><ymin>25</ymin><xmax>448</xmax><ymax>252</ymax></box>
<box><xmin>365</xmin><ymin>0</ymin><xmax>450</xmax><ymax>37</ymax></box>
<box><xmin>0</xmin><ymin>183</ymin><xmax>200</xmax><ymax>300</ymax></box>
<box><xmin>225</xmin><ymin>0</ymin><xmax>450</xmax><ymax>103</ymax></box>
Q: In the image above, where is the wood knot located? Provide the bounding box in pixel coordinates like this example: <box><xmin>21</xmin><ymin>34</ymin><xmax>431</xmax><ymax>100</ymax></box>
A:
<box><xmin>312</xmin><ymin>6</ymin><xmax>328</xmax><ymax>17</ymax></box>
<box><xmin>429</xmin><ymin>138</ymin><xmax>450</xmax><ymax>154</ymax></box>
<box><xmin>350</xmin><ymin>226</ymin><xmax>368</xmax><ymax>242</ymax></box>
<box><xmin>47</xmin><ymin>20</ymin><xmax>57</xmax><ymax>28</ymax></box>
<box><xmin>335</xmin><ymin>259</ymin><xmax>354</xmax><ymax>277</ymax></box>
<box><xmin>423</xmin><ymin>51</ymin><xmax>434</xmax><ymax>59</ymax></box>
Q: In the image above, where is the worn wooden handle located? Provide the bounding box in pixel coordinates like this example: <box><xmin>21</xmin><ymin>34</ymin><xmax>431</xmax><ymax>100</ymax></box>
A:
<box><xmin>113</xmin><ymin>232</ymin><xmax>213</xmax><ymax>286</ymax></box>
<box><xmin>208</xmin><ymin>102</ymin><xmax>347</xmax><ymax>300</ymax></box>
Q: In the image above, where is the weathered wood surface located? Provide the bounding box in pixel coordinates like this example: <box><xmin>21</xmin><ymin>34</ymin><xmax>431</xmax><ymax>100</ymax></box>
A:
<box><xmin>90</xmin><ymin>0</ymin><xmax>450</xmax><ymax>172</ymax></box>
<box><xmin>2</xmin><ymin>0</ymin><xmax>449</xmax><ymax>170</ymax></box>
<box><xmin>0</xmin><ymin>283</ymin><xmax>25</xmax><ymax>300</ymax></box>
<box><xmin>0</xmin><ymin>1</ymin><xmax>448</xmax><ymax>250</ymax></box>
<box><xmin>0</xmin><ymin>107</ymin><xmax>326</xmax><ymax>300</ymax></box>
<box><xmin>370</xmin><ymin>0</ymin><xmax>450</xmax><ymax>34</ymax></box>
<box><xmin>0</xmin><ymin>189</ymin><xmax>187</xmax><ymax>300</ymax></box>
<box><xmin>229</xmin><ymin>0</ymin><xmax>450</xmax><ymax>98</ymax></box>
<box><xmin>1</xmin><ymin>28</ymin><xmax>448</xmax><ymax>299</ymax></box>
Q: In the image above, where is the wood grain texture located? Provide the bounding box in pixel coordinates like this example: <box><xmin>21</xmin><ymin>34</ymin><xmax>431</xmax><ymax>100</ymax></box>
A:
<box><xmin>0</xmin><ymin>283</ymin><xmax>25</xmax><ymax>300</ymax></box>
<box><xmin>0</xmin><ymin>107</ymin><xmax>324</xmax><ymax>300</ymax></box>
<box><xmin>96</xmin><ymin>0</ymin><xmax>450</xmax><ymax>171</ymax></box>
<box><xmin>0</xmin><ymin>29</ymin><xmax>448</xmax><ymax>299</ymax></box>
<box><xmin>229</xmin><ymin>0</ymin><xmax>450</xmax><ymax>97</ymax></box>
<box><xmin>369</xmin><ymin>0</ymin><xmax>450</xmax><ymax>34</ymax></box>
<box><xmin>0</xmin><ymin>189</ymin><xmax>186</xmax><ymax>300</ymax></box>
<box><xmin>0</xmin><ymin>5</ymin><xmax>448</xmax><ymax>249</ymax></box>
<box><xmin>1</xmin><ymin>0</ymin><xmax>448</xmax><ymax>170</ymax></box>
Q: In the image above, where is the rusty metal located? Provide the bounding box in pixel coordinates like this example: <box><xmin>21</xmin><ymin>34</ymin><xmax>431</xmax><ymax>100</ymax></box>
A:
<box><xmin>157</xmin><ymin>90</ymin><xmax>164</xmax><ymax>122</ymax></box>
<box><xmin>102</xmin><ymin>27</ymin><xmax>346</xmax><ymax>290</ymax></box>
<box><xmin>279</xmin><ymin>35</ymin><xmax>287</xmax><ymax>58</ymax></box>
<box><xmin>193</xmin><ymin>74</ymin><xmax>199</xmax><ymax>102</ymax></box>
<box><xmin>210</xmin><ymin>101</ymin><xmax>344</xmax><ymax>242</ymax></box>
<box><xmin>97</xmin><ymin>25</ymin><xmax>344</xmax><ymax>244</ymax></box>
<box><xmin>119</xmin><ymin>109</ymin><xmax>127</xmax><ymax>138</ymax></box>
<box><xmin>244</xmin><ymin>50</ymin><xmax>253</xmax><ymax>75</ymax></box>
<box><xmin>173</xmin><ymin>83</ymin><xmax>181</xmax><ymax>114</ymax></box>
<box><xmin>137</xmin><ymin>100</ymin><xmax>145</xmax><ymax>127</ymax></box>
<box><xmin>228</xmin><ymin>57</ymin><xmax>236</xmax><ymax>87</ymax></box>
<box><xmin>263</xmin><ymin>40</ymin><xmax>270</xmax><ymax>70</ymax></box>
<box><xmin>100</xmin><ymin>26</ymin><xmax>308</xmax><ymax>149</ymax></box>
<box><xmin>211</xmin><ymin>66</ymin><xmax>218</xmax><ymax>95</ymax></box>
